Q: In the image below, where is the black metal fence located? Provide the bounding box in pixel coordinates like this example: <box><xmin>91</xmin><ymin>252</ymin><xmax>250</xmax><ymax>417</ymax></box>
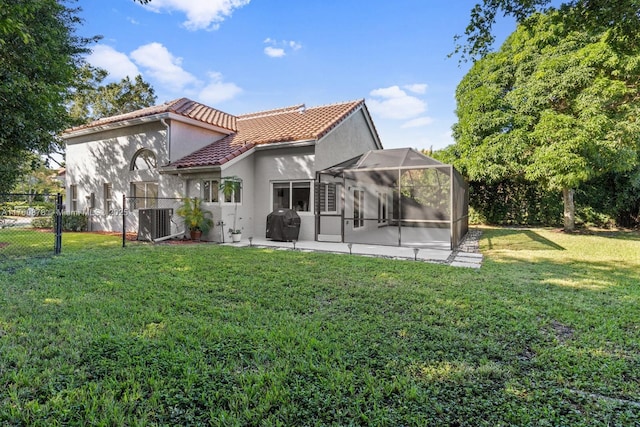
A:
<box><xmin>121</xmin><ymin>196</ymin><xmax>184</xmax><ymax>247</ymax></box>
<box><xmin>0</xmin><ymin>193</ymin><xmax>63</xmax><ymax>260</ymax></box>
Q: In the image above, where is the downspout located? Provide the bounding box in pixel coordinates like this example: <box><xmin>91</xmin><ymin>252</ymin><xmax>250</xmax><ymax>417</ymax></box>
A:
<box><xmin>160</xmin><ymin>118</ymin><xmax>171</xmax><ymax>165</ymax></box>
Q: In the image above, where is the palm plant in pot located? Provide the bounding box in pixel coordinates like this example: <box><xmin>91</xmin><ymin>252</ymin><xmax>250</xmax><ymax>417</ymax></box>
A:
<box><xmin>176</xmin><ymin>197</ymin><xmax>213</xmax><ymax>241</ymax></box>
<box><xmin>220</xmin><ymin>176</ymin><xmax>242</xmax><ymax>242</ymax></box>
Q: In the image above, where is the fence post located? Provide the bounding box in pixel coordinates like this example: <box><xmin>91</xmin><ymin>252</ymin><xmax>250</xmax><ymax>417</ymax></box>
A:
<box><xmin>54</xmin><ymin>193</ymin><xmax>63</xmax><ymax>255</ymax></box>
<box><xmin>122</xmin><ymin>194</ymin><xmax>126</xmax><ymax>248</ymax></box>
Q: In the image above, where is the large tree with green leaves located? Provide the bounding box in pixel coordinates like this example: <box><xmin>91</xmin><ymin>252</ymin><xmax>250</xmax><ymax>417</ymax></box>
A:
<box><xmin>450</xmin><ymin>11</ymin><xmax>640</xmax><ymax>231</ymax></box>
<box><xmin>456</xmin><ymin>0</ymin><xmax>640</xmax><ymax>61</ymax></box>
<box><xmin>0</xmin><ymin>0</ymin><xmax>92</xmax><ymax>193</ymax></box>
<box><xmin>68</xmin><ymin>64</ymin><xmax>157</xmax><ymax>124</ymax></box>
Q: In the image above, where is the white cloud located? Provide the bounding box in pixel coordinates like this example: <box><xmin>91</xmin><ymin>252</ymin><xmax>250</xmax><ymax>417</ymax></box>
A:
<box><xmin>130</xmin><ymin>42</ymin><xmax>199</xmax><ymax>91</ymax></box>
<box><xmin>143</xmin><ymin>0</ymin><xmax>250</xmax><ymax>31</ymax></box>
<box><xmin>264</xmin><ymin>46</ymin><xmax>286</xmax><ymax>58</ymax></box>
<box><xmin>370</xmin><ymin>86</ymin><xmax>406</xmax><ymax>99</ymax></box>
<box><xmin>404</xmin><ymin>83</ymin><xmax>428</xmax><ymax>94</ymax></box>
<box><xmin>368</xmin><ymin>85</ymin><xmax>427</xmax><ymax>120</ymax></box>
<box><xmin>401</xmin><ymin>116</ymin><xmax>434</xmax><ymax>128</ymax></box>
<box><xmin>86</xmin><ymin>43</ymin><xmax>243</xmax><ymax>106</ymax></box>
<box><xmin>263</xmin><ymin>38</ymin><xmax>302</xmax><ymax>58</ymax></box>
<box><xmin>86</xmin><ymin>45</ymin><xmax>140</xmax><ymax>80</ymax></box>
<box><xmin>198</xmin><ymin>72</ymin><xmax>242</xmax><ymax>104</ymax></box>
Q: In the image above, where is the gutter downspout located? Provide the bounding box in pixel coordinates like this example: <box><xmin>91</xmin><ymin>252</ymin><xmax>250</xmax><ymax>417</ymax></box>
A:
<box><xmin>160</xmin><ymin>118</ymin><xmax>171</xmax><ymax>165</ymax></box>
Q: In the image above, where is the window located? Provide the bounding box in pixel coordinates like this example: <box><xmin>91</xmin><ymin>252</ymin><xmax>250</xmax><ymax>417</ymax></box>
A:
<box><xmin>221</xmin><ymin>179</ymin><xmax>242</xmax><ymax>204</ymax></box>
<box><xmin>202</xmin><ymin>179</ymin><xmax>218</xmax><ymax>203</ymax></box>
<box><xmin>272</xmin><ymin>181</ymin><xmax>311</xmax><ymax>212</ymax></box>
<box><xmin>319</xmin><ymin>182</ymin><xmax>337</xmax><ymax>213</ymax></box>
<box><xmin>378</xmin><ymin>192</ymin><xmax>388</xmax><ymax>224</ymax></box>
<box><xmin>131</xmin><ymin>182</ymin><xmax>158</xmax><ymax>209</ymax></box>
<box><xmin>104</xmin><ymin>183</ymin><xmax>114</xmax><ymax>214</ymax></box>
<box><xmin>69</xmin><ymin>184</ymin><xmax>78</xmax><ymax>212</ymax></box>
<box><xmin>353</xmin><ymin>189</ymin><xmax>364</xmax><ymax>228</ymax></box>
<box><xmin>131</xmin><ymin>149</ymin><xmax>157</xmax><ymax>170</ymax></box>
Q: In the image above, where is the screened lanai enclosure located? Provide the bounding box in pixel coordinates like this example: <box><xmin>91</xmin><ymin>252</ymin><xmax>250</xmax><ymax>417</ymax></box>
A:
<box><xmin>316</xmin><ymin>148</ymin><xmax>468</xmax><ymax>250</ymax></box>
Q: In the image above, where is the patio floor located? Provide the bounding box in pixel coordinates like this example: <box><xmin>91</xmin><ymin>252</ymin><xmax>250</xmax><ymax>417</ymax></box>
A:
<box><xmin>222</xmin><ymin>234</ymin><xmax>483</xmax><ymax>268</ymax></box>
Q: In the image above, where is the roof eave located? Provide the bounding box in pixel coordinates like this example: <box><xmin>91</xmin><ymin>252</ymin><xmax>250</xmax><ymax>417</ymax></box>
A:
<box><xmin>62</xmin><ymin>111</ymin><xmax>235</xmax><ymax>140</ymax></box>
<box><xmin>62</xmin><ymin>113</ymin><xmax>172</xmax><ymax>139</ymax></box>
<box><xmin>253</xmin><ymin>139</ymin><xmax>316</xmax><ymax>151</ymax></box>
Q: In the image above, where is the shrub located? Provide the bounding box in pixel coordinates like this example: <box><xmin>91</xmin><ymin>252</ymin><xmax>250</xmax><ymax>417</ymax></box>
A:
<box><xmin>61</xmin><ymin>213</ymin><xmax>88</xmax><ymax>231</ymax></box>
<box><xmin>31</xmin><ymin>216</ymin><xmax>54</xmax><ymax>229</ymax></box>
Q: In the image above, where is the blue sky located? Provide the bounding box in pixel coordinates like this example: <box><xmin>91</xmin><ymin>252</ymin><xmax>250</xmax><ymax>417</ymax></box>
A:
<box><xmin>77</xmin><ymin>0</ymin><xmax>516</xmax><ymax>151</ymax></box>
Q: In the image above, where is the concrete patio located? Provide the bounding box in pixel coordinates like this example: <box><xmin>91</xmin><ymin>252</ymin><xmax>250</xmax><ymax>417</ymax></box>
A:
<box><xmin>222</xmin><ymin>236</ymin><xmax>483</xmax><ymax>268</ymax></box>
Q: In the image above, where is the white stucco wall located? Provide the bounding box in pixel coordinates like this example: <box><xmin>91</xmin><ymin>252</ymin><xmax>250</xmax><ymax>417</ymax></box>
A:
<box><xmin>65</xmin><ymin>122</ymin><xmax>184</xmax><ymax>233</ymax></box>
<box><xmin>253</xmin><ymin>145</ymin><xmax>316</xmax><ymax>240</ymax></box>
<box><xmin>169</xmin><ymin>121</ymin><xmax>228</xmax><ymax>163</ymax></box>
<box><xmin>315</xmin><ymin>109</ymin><xmax>382</xmax><ymax>171</ymax></box>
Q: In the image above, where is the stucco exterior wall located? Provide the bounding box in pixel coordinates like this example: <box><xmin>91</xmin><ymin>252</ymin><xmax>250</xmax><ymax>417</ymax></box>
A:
<box><xmin>219</xmin><ymin>154</ymin><xmax>256</xmax><ymax>242</ymax></box>
<box><xmin>315</xmin><ymin>109</ymin><xmax>381</xmax><ymax>171</ymax></box>
<box><xmin>169</xmin><ymin>121</ymin><xmax>228</xmax><ymax>163</ymax></box>
<box><xmin>65</xmin><ymin>122</ymin><xmax>183</xmax><ymax>233</ymax></box>
<box><xmin>253</xmin><ymin>145</ymin><xmax>316</xmax><ymax>241</ymax></box>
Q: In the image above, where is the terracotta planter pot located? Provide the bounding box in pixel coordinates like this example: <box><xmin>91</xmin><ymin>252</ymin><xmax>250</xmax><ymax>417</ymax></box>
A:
<box><xmin>190</xmin><ymin>229</ymin><xmax>202</xmax><ymax>241</ymax></box>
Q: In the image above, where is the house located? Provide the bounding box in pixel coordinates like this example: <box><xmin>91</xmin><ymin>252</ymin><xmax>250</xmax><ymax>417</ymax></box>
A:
<box><xmin>62</xmin><ymin>98</ymin><xmax>383</xmax><ymax>242</ymax></box>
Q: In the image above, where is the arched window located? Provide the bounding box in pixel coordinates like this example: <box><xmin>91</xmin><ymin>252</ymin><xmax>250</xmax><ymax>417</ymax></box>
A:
<box><xmin>131</xmin><ymin>149</ymin><xmax>157</xmax><ymax>171</ymax></box>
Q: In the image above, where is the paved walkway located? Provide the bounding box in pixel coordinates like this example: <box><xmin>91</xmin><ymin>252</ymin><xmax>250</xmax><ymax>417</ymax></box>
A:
<box><xmin>222</xmin><ymin>229</ymin><xmax>483</xmax><ymax>268</ymax></box>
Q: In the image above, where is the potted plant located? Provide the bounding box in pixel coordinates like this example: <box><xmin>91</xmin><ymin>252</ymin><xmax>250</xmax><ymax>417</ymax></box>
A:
<box><xmin>176</xmin><ymin>197</ymin><xmax>213</xmax><ymax>241</ymax></box>
<box><xmin>220</xmin><ymin>176</ymin><xmax>242</xmax><ymax>242</ymax></box>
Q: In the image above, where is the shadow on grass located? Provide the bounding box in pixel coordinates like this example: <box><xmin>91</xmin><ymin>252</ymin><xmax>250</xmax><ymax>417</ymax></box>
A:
<box><xmin>489</xmin><ymin>254</ymin><xmax>640</xmax><ymax>292</ymax></box>
<box><xmin>484</xmin><ymin>228</ymin><xmax>565</xmax><ymax>251</ymax></box>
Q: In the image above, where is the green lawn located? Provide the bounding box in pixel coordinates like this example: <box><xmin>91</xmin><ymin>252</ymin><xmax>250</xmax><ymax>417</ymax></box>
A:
<box><xmin>0</xmin><ymin>228</ymin><xmax>638</xmax><ymax>425</ymax></box>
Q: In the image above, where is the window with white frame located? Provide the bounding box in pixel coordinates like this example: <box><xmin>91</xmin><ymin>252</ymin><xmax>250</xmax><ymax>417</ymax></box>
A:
<box><xmin>318</xmin><ymin>182</ymin><xmax>337</xmax><ymax>213</ymax></box>
<box><xmin>131</xmin><ymin>182</ymin><xmax>158</xmax><ymax>209</ymax></box>
<box><xmin>273</xmin><ymin>181</ymin><xmax>311</xmax><ymax>212</ymax></box>
<box><xmin>202</xmin><ymin>179</ymin><xmax>219</xmax><ymax>203</ymax></box>
<box><xmin>69</xmin><ymin>184</ymin><xmax>78</xmax><ymax>212</ymax></box>
<box><xmin>221</xmin><ymin>179</ymin><xmax>242</xmax><ymax>204</ymax></box>
<box><xmin>131</xmin><ymin>149</ymin><xmax>157</xmax><ymax>170</ymax></box>
<box><xmin>104</xmin><ymin>183</ymin><xmax>114</xmax><ymax>214</ymax></box>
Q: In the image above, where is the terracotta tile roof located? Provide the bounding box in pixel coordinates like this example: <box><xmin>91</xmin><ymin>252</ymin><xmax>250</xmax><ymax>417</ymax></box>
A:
<box><xmin>169</xmin><ymin>99</ymin><xmax>365</xmax><ymax>168</ymax></box>
<box><xmin>64</xmin><ymin>98</ymin><xmax>237</xmax><ymax>134</ymax></box>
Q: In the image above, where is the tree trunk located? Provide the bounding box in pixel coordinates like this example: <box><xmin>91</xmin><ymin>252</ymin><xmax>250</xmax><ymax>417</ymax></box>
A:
<box><xmin>562</xmin><ymin>187</ymin><xmax>575</xmax><ymax>232</ymax></box>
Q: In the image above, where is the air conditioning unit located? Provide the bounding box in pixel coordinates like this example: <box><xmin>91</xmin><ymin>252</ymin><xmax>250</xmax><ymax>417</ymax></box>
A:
<box><xmin>138</xmin><ymin>208</ymin><xmax>172</xmax><ymax>241</ymax></box>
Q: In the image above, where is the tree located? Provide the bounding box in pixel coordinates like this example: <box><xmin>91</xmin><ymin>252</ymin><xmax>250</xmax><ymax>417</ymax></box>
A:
<box><xmin>0</xmin><ymin>0</ymin><xmax>92</xmax><ymax>193</ymax></box>
<box><xmin>68</xmin><ymin>64</ymin><xmax>156</xmax><ymax>124</ymax></box>
<box><xmin>456</xmin><ymin>0</ymin><xmax>640</xmax><ymax>61</ymax></box>
<box><xmin>451</xmin><ymin>11</ymin><xmax>640</xmax><ymax>230</ymax></box>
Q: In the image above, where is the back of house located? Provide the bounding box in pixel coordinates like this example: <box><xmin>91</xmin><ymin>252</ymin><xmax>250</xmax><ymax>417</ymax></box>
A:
<box><xmin>62</xmin><ymin>98</ymin><xmax>382</xmax><ymax>242</ymax></box>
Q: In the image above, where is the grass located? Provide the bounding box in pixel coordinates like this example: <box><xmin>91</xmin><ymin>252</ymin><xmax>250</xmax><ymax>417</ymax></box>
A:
<box><xmin>0</xmin><ymin>228</ymin><xmax>638</xmax><ymax>425</ymax></box>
